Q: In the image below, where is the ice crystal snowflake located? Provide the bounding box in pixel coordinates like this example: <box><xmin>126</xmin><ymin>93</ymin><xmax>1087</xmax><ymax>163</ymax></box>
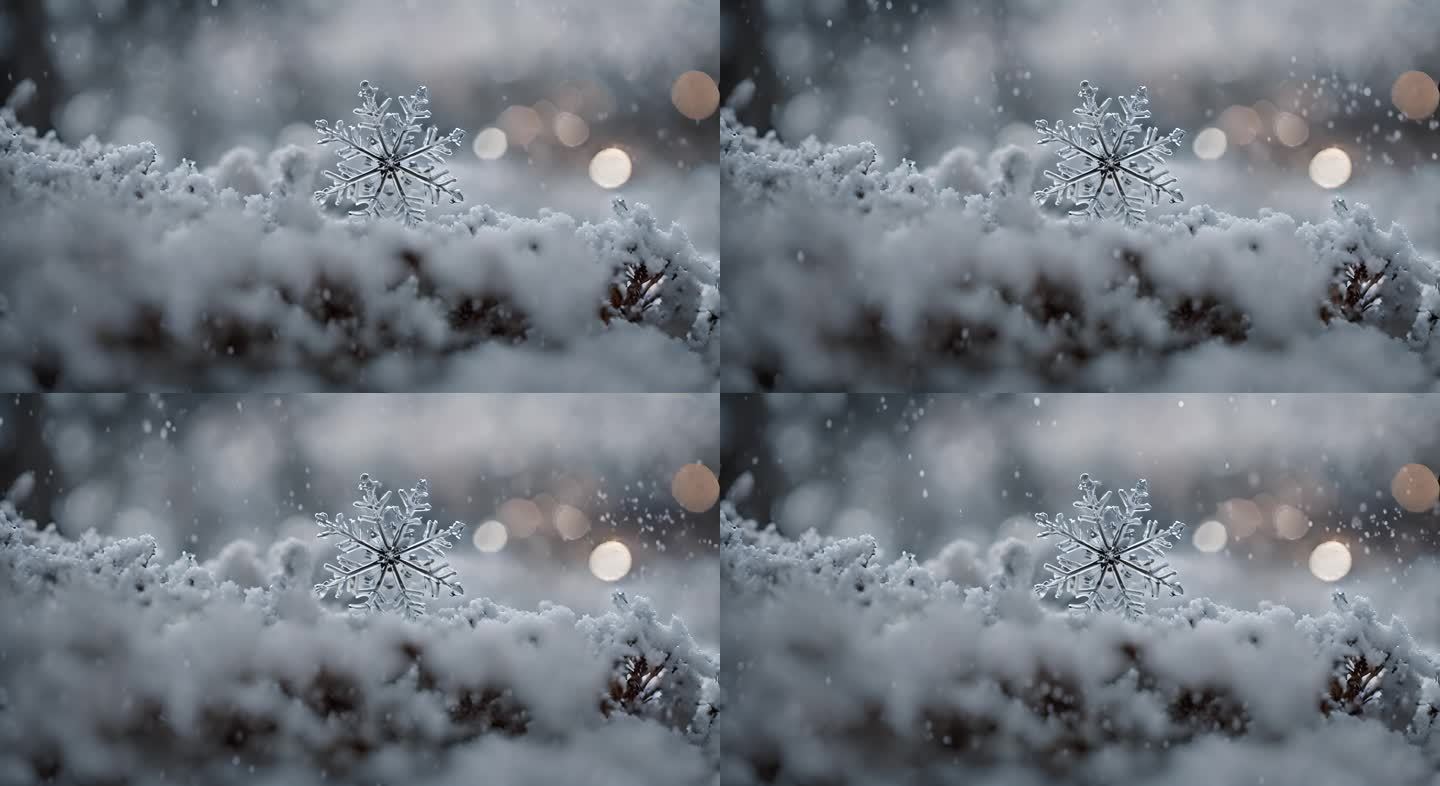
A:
<box><xmin>314</xmin><ymin>474</ymin><xmax>466</xmax><ymax>616</ymax></box>
<box><xmin>1034</xmin><ymin>81</ymin><xmax>1185</xmax><ymax>224</ymax></box>
<box><xmin>1033</xmin><ymin>474</ymin><xmax>1185</xmax><ymax>616</ymax></box>
<box><xmin>314</xmin><ymin>80</ymin><xmax>465</xmax><ymax>225</ymax></box>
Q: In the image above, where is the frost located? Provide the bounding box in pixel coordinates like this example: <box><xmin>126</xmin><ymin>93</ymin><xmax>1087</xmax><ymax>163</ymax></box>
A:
<box><xmin>0</xmin><ymin>497</ymin><xmax>716</xmax><ymax>784</ymax></box>
<box><xmin>315</xmin><ymin>81</ymin><xmax>465</xmax><ymax>225</ymax></box>
<box><xmin>1034</xmin><ymin>81</ymin><xmax>1185</xmax><ymax>224</ymax></box>
<box><xmin>1033</xmin><ymin>473</ymin><xmax>1184</xmax><ymax>616</ymax></box>
<box><xmin>314</xmin><ymin>473</ymin><xmax>465</xmax><ymax>616</ymax></box>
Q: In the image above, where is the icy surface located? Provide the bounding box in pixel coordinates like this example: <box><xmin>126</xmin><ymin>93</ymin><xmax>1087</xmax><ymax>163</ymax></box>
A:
<box><xmin>314</xmin><ymin>81</ymin><xmax>466</xmax><ymax>225</ymax></box>
<box><xmin>0</xmin><ymin>500</ymin><xmax>717</xmax><ymax>785</ymax></box>
<box><xmin>1033</xmin><ymin>82</ymin><xmax>1185</xmax><ymax>224</ymax></box>
<box><xmin>313</xmin><ymin>474</ymin><xmax>466</xmax><ymax>617</ymax></box>
<box><xmin>0</xmin><ymin>96</ymin><xmax>717</xmax><ymax>390</ymax></box>
<box><xmin>721</xmin><ymin>497</ymin><xmax>1440</xmax><ymax>786</ymax></box>
<box><xmin>1033</xmin><ymin>474</ymin><xmax>1185</xmax><ymax>616</ymax></box>
<box><xmin>721</xmin><ymin>103</ymin><xmax>1440</xmax><ymax>391</ymax></box>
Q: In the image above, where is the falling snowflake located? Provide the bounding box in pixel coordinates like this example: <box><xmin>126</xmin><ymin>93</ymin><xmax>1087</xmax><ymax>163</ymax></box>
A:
<box><xmin>314</xmin><ymin>80</ymin><xmax>466</xmax><ymax>225</ymax></box>
<box><xmin>313</xmin><ymin>473</ymin><xmax>466</xmax><ymax>616</ymax></box>
<box><xmin>1034</xmin><ymin>81</ymin><xmax>1185</xmax><ymax>224</ymax></box>
<box><xmin>1033</xmin><ymin>473</ymin><xmax>1185</xmax><ymax>616</ymax></box>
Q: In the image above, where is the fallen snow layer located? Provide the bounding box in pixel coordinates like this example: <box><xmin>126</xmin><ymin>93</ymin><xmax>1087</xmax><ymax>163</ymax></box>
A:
<box><xmin>0</xmin><ymin>90</ymin><xmax>718</xmax><ymax>391</ymax></box>
<box><xmin>0</xmin><ymin>501</ymin><xmax>718</xmax><ymax>786</ymax></box>
<box><xmin>721</xmin><ymin>497</ymin><xmax>1440</xmax><ymax>786</ymax></box>
<box><xmin>721</xmin><ymin>103</ymin><xmax>1440</xmax><ymax>391</ymax></box>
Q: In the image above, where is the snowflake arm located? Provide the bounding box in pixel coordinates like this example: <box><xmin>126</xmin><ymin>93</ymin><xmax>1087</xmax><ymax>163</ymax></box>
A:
<box><xmin>313</xmin><ymin>474</ymin><xmax>466</xmax><ymax>617</ymax></box>
<box><xmin>1033</xmin><ymin>81</ymin><xmax>1185</xmax><ymax>224</ymax></box>
<box><xmin>1033</xmin><ymin>473</ymin><xmax>1185</xmax><ymax>616</ymax></box>
<box><xmin>314</xmin><ymin>81</ymin><xmax>466</xmax><ymax>226</ymax></box>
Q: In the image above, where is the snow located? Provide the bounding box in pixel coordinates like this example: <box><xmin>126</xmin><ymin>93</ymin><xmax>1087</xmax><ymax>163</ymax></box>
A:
<box><xmin>1033</xmin><ymin>82</ymin><xmax>1186</xmax><ymax>223</ymax></box>
<box><xmin>0</xmin><ymin>93</ymin><xmax>718</xmax><ymax>390</ymax></box>
<box><xmin>312</xmin><ymin>475</ymin><xmax>467</xmax><ymax>617</ymax></box>
<box><xmin>721</xmin><ymin>102</ymin><xmax>1440</xmax><ymax>390</ymax></box>
<box><xmin>313</xmin><ymin>81</ymin><xmax>466</xmax><ymax>225</ymax></box>
<box><xmin>1033</xmin><ymin>474</ymin><xmax>1186</xmax><ymax>616</ymax></box>
<box><xmin>720</xmin><ymin>496</ymin><xmax>1440</xmax><ymax>786</ymax></box>
<box><xmin>0</xmin><ymin>499</ymin><xmax>718</xmax><ymax>785</ymax></box>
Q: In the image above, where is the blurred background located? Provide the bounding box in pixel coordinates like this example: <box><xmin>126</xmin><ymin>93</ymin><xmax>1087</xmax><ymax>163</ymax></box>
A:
<box><xmin>0</xmin><ymin>0</ymin><xmax>719</xmax><ymax>251</ymax></box>
<box><xmin>722</xmin><ymin>0</ymin><xmax>1440</xmax><ymax>250</ymax></box>
<box><xmin>723</xmin><ymin>394</ymin><xmax>1440</xmax><ymax>645</ymax></box>
<box><xmin>0</xmin><ymin>394</ymin><xmax>720</xmax><ymax>644</ymax></box>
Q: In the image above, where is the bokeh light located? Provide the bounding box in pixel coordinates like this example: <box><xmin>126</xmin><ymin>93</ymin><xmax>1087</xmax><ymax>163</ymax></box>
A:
<box><xmin>498</xmin><ymin>105</ymin><xmax>543</xmax><ymax>146</ymax></box>
<box><xmin>1218</xmin><ymin>105</ymin><xmax>1261</xmax><ymax>146</ymax></box>
<box><xmin>671</xmin><ymin>70</ymin><xmax>720</xmax><ymax>120</ymax></box>
<box><xmin>553</xmin><ymin>112</ymin><xmax>589</xmax><ymax>147</ymax></box>
<box><xmin>1192</xmin><ymin>520</ymin><xmax>1227</xmax><ymax>553</ymax></box>
<box><xmin>1218</xmin><ymin>498</ymin><xmax>1262</xmax><ymax>539</ymax></box>
<box><xmin>1391</xmin><ymin>70</ymin><xmax>1440</xmax><ymax>120</ymax></box>
<box><xmin>1309</xmin><ymin>540</ymin><xmax>1352</xmax><ymax>582</ymax></box>
<box><xmin>553</xmin><ymin>503</ymin><xmax>591</xmax><ymax>540</ymax></box>
<box><xmin>472</xmin><ymin>519</ymin><xmax>508</xmax><ymax>553</ymax></box>
<box><xmin>1391</xmin><ymin>463</ymin><xmax>1439</xmax><ymax>512</ymax></box>
<box><xmin>1273</xmin><ymin>112</ymin><xmax>1309</xmax><ymax>147</ymax></box>
<box><xmin>1308</xmin><ymin>147</ymin><xmax>1351</xmax><ymax>189</ymax></box>
<box><xmin>1273</xmin><ymin>504</ymin><xmax>1309</xmax><ymax>540</ymax></box>
<box><xmin>1192</xmin><ymin>127</ymin><xmax>1226</xmax><ymax>160</ymax></box>
<box><xmin>589</xmin><ymin>147</ymin><xmax>632</xmax><ymax>189</ymax></box>
<box><xmin>589</xmin><ymin>540</ymin><xmax>632</xmax><ymax>582</ymax></box>
<box><xmin>671</xmin><ymin>462</ymin><xmax>720</xmax><ymax>513</ymax></box>
<box><xmin>472</xmin><ymin>127</ymin><xmax>507</xmax><ymax>160</ymax></box>
<box><xmin>497</xmin><ymin>497</ymin><xmax>543</xmax><ymax>539</ymax></box>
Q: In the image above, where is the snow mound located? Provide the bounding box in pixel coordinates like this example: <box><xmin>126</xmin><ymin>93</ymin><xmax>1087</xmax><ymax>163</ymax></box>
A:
<box><xmin>0</xmin><ymin>91</ymin><xmax>717</xmax><ymax>391</ymax></box>
<box><xmin>721</xmin><ymin>499</ymin><xmax>1440</xmax><ymax>786</ymax></box>
<box><xmin>0</xmin><ymin>501</ymin><xmax>718</xmax><ymax>786</ymax></box>
<box><xmin>721</xmin><ymin>105</ymin><xmax>1440</xmax><ymax>391</ymax></box>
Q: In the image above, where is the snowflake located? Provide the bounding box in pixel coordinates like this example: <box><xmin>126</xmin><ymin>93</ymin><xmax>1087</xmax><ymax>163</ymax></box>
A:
<box><xmin>314</xmin><ymin>80</ymin><xmax>466</xmax><ymax>225</ymax></box>
<box><xmin>1033</xmin><ymin>81</ymin><xmax>1185</xmax><ymax>224</ymax></box>
<box><xmin>313</xmin><ymin>473</ymin><xmax>466</xmax><ymax>616</ymax></box>
<box><xmin>1033</xmin><ymin>473</ymin><xmax>1185</xmax><ymax>616</ymax></box>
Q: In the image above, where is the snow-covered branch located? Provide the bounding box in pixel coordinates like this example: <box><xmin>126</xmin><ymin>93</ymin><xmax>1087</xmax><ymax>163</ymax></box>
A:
<box><xmin>721</xmin><ymin>499</ymin><xmax>1440</xmax><ymax>786</ymax></box>
<box><xmin>0</xmin><ymin>93</ymin><xmax>718</xmax><ymax>391</ymax></box>
<box><xmin>721</xmin><ymin>106</ymin><xmax>1440</xmax><ymax>391</ymax></box>
<box><xmin>0</xmin><ymin>500</ymin><xmax>718</xmax><ymax>785</ymax></box>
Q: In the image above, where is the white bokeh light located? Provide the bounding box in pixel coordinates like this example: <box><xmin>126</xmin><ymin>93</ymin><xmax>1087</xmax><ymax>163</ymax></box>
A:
<box><xmin>1192</xmin><ymin>127</ymin><xmax>1227</xmax><ymax>160</ymax></box>
<box><xmin>472</xmin><ymin>127</ymin><xmax>507</xmax><ymax>160</ymax></box>
<box><xmin>1309</xmin><ymin>147</ymin><xmax>1352</xmax><ymax>189</ymax></box>
<box><xmin>589</xmin><ymin>540</ymin><xmax>632</xmax><ymax>582</ymax></box>
<box><xmin>589</xmin><ymin>147</ymin><xmax>632</xmax><ymax>189</ymax></box>
<box><xmin>1309</xmin><ymin>541</ymin><xmax>1352</xmax><ymax>582</ymax></box>
<box><xmin>472</xmin><ymin>520</ymin><xmax>508</xmax><ymax>553</ymax></box>
<box><xmin>1192</xmin><ymin>520</ymin><xmax>1228</xmax><ymax>552</ymax></box>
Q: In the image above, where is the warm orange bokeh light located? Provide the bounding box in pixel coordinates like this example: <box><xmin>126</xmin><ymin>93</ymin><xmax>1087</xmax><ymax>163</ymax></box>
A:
<box><xmin>671</xmin><ymin>463</ymin><xmax>720</xmax><ymax>513</ymax></box>
<box><xmin>671</xmin><ymin>71</ymin><xmax>720</xmax><ymax>121</ymax></box>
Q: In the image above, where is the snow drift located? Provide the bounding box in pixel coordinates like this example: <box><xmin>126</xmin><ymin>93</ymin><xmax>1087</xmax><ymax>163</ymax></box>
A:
<box><xmin>721</xmin><ymin>495</ymin><xmax>1440</xmax><ymax>786</ymax></box>
<box><xmin>721</xmin><ymin>100</ymin><xmax>1440</xmax><ymax>391</ymax></box>
<box><xmin>0</xmin><ymin>87</ymin><xmax>718</xmax><ymax>391</ymax></box>
<box><xmin>0</xmin><ymin>499</ymin><xmax>719</xmax><ymax>786</ymax></box>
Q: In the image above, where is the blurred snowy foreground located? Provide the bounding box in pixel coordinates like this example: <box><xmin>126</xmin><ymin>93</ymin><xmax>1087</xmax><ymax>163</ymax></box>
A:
<box><xmin>722</xmin><ymin>101</ymin><xmax>1440</xmax><ymax>391</ymax></box>
<box><xmin>0</xmin><ymin>87</ymin><xmax>718</xmax><ymax>391</ymax></box>
<box><xmin>0</xmin><ymin>501</ymin><xmax>719</xmax><ymax>786</ymax></box>
<box><xmin>721</xmin><ymin>497</ymin><xmax>1440</xmax><ymax>786</ymax></box>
